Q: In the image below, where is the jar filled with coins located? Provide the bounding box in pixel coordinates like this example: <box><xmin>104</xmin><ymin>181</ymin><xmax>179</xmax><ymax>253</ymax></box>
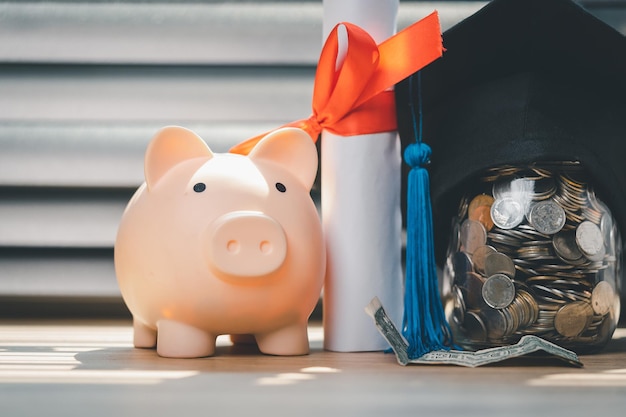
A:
<box><xmin>442</xmin><ymin>162</ymin><xmax>622</xmax><ymax>353</ymax></box>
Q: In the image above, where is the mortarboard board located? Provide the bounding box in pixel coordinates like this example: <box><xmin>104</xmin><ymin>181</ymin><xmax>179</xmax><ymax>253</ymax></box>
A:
<box><xmin>396</xmin><ymin>0</ymin><xmax>626</xmax><ymax>267</ymax></box>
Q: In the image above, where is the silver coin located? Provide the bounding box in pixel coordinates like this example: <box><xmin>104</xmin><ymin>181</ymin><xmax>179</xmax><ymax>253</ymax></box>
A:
<box><xmin>575</xmin><ymin>221</ymin><xmax>605</xmax><ymax>261</ymax></box>
<box><xmin>472</xmin><ymin>245</ymin><xmax>497</xmax><ymax>275</ymax></box>
<box><xmin>492</xmin><ymin>179</ymin><xmax>511</xmax><ymax>200</ymax></box>
<box><xmin>464</xmin><ymin>272</ymin><xmax>487</xmax><ymax>309</ymax></box>
<box><xmin>460</xmin><ymin>219</ymin><xmax>487</xmax><ymax>255</ymax></box>
<box><xmin>484</xmin><ymin>252</ymin><xmax>516</xmax><ymax>279</ymax></box>
<box><xmin>482</xmin><ymin>273</ymin><xmax>516</xmax><ymax>309</ymax></box>
<box><xmin>482</xmin><ymin>308</ymin><xmax>509</xmax><ymax>340</ymax></box>
<box><xmin>463</xmin><ymin>311</ymin><xmax>487</xmax><ymax>342</ymax></box>
<box><xmin>528</xmin><ymin>200</ymin><xmax>566</xmax><ymax>235</ymax></box>
<box><xmin>552</xmin><ymin>230</ymin><xmax>584</xmax><ymax>263</ymax></box>
<box><xmin>591</xmin><ymin>281</ymin><xmax>616</xmax><ymax>316</ymax></box>
<box><xmin>490</xmin><ymin>197</ymin><xmax>525</xmax><ymax>230</ymax></box>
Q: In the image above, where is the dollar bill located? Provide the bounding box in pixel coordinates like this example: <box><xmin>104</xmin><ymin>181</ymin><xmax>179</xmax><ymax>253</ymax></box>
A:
<box><xmin>365</xmin><ymin>297</ymin><xmax>583</xmax><ymax>367</ymax></box>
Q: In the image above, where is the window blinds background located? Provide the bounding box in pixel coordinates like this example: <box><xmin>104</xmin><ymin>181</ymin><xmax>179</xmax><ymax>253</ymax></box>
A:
<box><xmin>1</xmin><ymin>0</ymin><xmax>624</xmax><ymax>317</ymax></box>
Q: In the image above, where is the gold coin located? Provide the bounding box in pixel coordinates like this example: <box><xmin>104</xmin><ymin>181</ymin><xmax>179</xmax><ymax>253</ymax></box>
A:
<box><xmin>469</xmin><ymin>204</ymin><xmax>495</xmax><ymax>231</ymax></box>
<box><xmin>554</xmin><ymin>302</ymin><xmax>593</xmax><ymax>337</ymax></box>
<box><xmin>591</xmin><ymin>281</ymin><xmax>615</xmax><ymax>316</ymax></box>
<box><xmin>468</xmin><ymin>194</ymin><xmax>495</xmax><ymax>217</ymax></box>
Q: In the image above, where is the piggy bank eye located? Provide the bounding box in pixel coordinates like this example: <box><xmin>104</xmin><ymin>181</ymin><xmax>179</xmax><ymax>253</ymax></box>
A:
<box><xmin>193</xmin><ymin>183</ymin><xmax>206</xmax><ymax>193</ymax></box>
<box><xmin>275</xmin><ymin>182</ymin><xmax>286</xmax><ymax>193</ymax></box>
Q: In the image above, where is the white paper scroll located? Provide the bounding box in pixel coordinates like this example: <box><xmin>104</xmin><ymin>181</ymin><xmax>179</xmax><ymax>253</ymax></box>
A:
<box><xmin>322</xmin><ymin>0</ymin><xmax>404</xmax><ymax>352</ymax></box>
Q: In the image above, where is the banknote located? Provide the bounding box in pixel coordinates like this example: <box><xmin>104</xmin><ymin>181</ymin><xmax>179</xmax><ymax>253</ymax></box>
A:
<box><xmin>365</xmin><ymin>297</ymin><xmax>583</xmax><ymax>367</ymax></box>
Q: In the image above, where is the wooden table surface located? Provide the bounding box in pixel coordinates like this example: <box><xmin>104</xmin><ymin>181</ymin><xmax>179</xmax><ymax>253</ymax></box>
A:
<box><xmin>1</xmin><ymin>320</ymin><xmax>625</xmax><ymax>417</ymax></box>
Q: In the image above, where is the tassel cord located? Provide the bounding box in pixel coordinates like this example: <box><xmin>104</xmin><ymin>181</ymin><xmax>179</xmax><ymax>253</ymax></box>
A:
<box><xmin>402</xmin><ymin>72</ymin><xmax>454</xmax><ymax>358</ymax></box>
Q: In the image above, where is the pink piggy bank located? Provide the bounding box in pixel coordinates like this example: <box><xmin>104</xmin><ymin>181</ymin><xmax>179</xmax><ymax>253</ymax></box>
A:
<box><xmin>114</xmin><ymin>126</ymin><xmax>325</xmax><ymax>358</ymax></box>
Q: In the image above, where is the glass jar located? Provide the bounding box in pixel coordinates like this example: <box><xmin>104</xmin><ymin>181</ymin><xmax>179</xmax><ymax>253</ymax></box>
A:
<box><xmin>442</xmin><ymin>162</ymin><xmax>622</xmax><ymax>354</ymax></box>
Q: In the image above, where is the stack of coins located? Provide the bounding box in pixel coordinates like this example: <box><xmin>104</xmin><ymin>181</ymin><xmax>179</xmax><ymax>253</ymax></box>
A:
<box><xmin>443</xmin><ymin>163</ymin><xmax>621</xmax><ymax>352</ymax></box>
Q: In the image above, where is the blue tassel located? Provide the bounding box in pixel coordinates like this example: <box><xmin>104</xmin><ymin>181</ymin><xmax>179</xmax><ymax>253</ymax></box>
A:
<box><xmin>402</xmin><ymin>72</ymin><xmax>453</xmax><ymax>359</ymax></box>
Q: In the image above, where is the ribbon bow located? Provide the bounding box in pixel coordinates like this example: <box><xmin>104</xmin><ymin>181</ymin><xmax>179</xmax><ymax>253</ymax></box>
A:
<box><xmin>230</xmin><ymin>11</ymin><xmax>443</xmax><ymax>155</ymax></box>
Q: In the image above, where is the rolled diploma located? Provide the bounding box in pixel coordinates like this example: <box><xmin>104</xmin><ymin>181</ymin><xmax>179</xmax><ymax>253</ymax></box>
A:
<box><xmin>322</xmin><ymin>0</ymin><xmax>403</xmax><ymax>352</ymax></box>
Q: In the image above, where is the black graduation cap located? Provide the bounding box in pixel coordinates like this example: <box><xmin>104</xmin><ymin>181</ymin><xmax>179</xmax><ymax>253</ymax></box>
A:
<box><xmin>396</xmin><ymin>0</ymin><xmax>626</xmax><ymax>265</ymax></box>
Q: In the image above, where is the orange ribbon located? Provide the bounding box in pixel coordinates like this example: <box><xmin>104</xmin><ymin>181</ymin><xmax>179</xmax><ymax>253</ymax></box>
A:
<box><xmin>230</xmin><ymin>11</ymin><xmax>443</xmax><ymax>155</ymax></box>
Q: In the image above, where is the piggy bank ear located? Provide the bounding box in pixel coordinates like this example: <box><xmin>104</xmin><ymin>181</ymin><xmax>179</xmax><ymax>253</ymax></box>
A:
<box><xmin>145</xmin><ymin>126</ymin><xmax>213</xmax><ymax>188</ymax></box>
<box><xmin>248</xmin><ymin>128</ymin><xmax>318</xmax><ymax>190</ymax></box>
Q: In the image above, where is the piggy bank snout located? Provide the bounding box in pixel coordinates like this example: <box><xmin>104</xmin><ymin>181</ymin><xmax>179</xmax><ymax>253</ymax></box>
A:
<box><xmin>208</xmin><ymin>211</ymin><xmax>287</xmax><ymax>278</ymax></box>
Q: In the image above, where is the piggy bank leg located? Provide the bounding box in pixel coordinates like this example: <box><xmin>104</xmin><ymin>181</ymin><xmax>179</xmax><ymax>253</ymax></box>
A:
<box><xmin>156</xmin><ymin>319</ymin><xmax>216</xmax><ymax>358</ymax></box>
<box><xmin>133</xmin><ymin>318</ymin><xmax>157</xmax><ymax>348</ymax></box>
<box><xmin>255</xmin><ymin>322</ymin><xmax>309</xmax><ymax>356</ymax></box>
